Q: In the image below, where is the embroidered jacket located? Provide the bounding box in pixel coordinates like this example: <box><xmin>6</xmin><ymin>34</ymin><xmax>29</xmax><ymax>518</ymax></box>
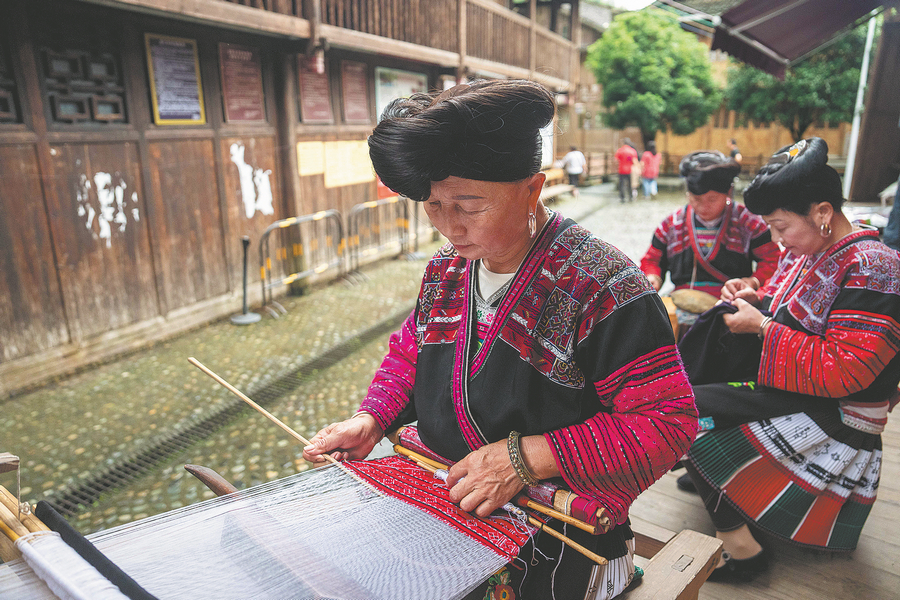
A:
<box><xmin>361</xmin><ymin>214</ymin><xmax>698</xmax><ymax>524</ymax></box>
<box><xmin>758</xmin><ymin>228</ymin><xmax>900</xmax><ymax>433</ymax></box>
<box><xmin>640</xmin><ymin>202</ymin><xmax>780</xmax><ymax>297</ymax></box>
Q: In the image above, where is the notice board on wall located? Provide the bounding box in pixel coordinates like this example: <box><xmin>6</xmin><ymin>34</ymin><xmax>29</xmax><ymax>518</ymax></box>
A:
<box><xmin>218</xmin><ymin>42</ymin><xmax>265</xmax><ymax>123</ymax></box>
<box><xmin>145</xmin><ymin>33</ymin><xmax>205</xmax><ymax>125</ymax></box>
<box><xmin>340</xmin><ymin>61</ymin><xmax>370</xmax><ymax>124</ymax></box>
<box><xmin>298</xmin><ymin>56</ymin><xmax>334</xmax><ymax>124</ymax></box>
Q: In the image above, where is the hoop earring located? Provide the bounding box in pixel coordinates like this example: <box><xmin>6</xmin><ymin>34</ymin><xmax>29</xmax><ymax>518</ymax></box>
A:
<box><xmin>528</xmin><ymin>211</ymin><xmax>537</xmax><ymax>238</ymax></box>
<box><xmin>820</xmin><ymin>221</ymin><xmax>832</xmax><ymax>237</ymax></box>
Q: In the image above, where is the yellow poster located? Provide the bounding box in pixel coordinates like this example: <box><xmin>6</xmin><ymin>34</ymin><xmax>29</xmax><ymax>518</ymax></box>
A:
<box><xmin>324</xmin><ymin>141</ymin><xmax>375</xmax><ymax>188</ymax></box>
<box><xmin>296</xmin><ymin>141</ymin><xmax>325</xmax><ymax>176</ymax></box>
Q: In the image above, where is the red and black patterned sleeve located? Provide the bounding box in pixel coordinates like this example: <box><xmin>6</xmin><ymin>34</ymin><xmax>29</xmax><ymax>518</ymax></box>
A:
<box><xmin>759</xmin><ymin>250</ymin><xmax>900</xmax><ymax>397</ymax></box>
<box><xmin>639</xmin><ymin>216</ymin><xmax>672</xmax><ymax>280</ymax></box>
<box><xmin>359</xmin><ymin>311</ymin><xmax>418</xmax><ymax>431</ymax></box>
<box><xmin>544</xmin><ymin>281</ymin><xmax>698</xmax><ymax>525</ymax></box>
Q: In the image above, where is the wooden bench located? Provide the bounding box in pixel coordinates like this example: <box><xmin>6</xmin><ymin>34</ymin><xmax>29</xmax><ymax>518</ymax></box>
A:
<box><xmin>625</xmin><ymin>517</ymin><xmax>722</xmax><ymax>600</ymax></box>
<box><xmin>540</xmin><ymin>167</ymin><xmax>575</xmax><ymax>202</ymax></box>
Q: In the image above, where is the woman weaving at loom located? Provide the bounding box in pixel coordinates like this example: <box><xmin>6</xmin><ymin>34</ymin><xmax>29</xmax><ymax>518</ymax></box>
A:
<box><xmin>303</xmin><ymin>79</ymin><xmax>698</xmax><ymax>599</ymax></box>
<box><xmin>639</xmin><ymin>151</ymin><xmax>780</xmax><ymax>331</ymax></box>
<box><xmin>678</xmin><ymin>138</ymin><xmax>900</xmax><ymax>582</ymax></box>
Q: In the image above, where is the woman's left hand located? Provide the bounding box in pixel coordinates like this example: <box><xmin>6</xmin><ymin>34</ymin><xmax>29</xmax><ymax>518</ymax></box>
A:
<box><xmin>722</xmin><ymin>298</ymin><xmax>765</xmax><ymax>335</ymax></box>
<box><xmin>445</xmin><ymin>441</ymin><xmax>523</xmax><ymax>518</ymax></box>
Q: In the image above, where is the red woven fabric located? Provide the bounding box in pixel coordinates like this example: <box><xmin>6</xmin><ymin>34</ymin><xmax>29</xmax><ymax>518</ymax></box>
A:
<box><xmin>344</xmin><ymin>456</ymin><xmax>533</xmax><ymax>562</ymax></box>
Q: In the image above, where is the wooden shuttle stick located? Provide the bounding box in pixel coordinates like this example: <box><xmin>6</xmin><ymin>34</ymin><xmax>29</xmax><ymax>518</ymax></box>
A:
<box><xmin>188</xmin><ymin>357</ymin><xmax>337</xmax><ymax>466</ymax></box>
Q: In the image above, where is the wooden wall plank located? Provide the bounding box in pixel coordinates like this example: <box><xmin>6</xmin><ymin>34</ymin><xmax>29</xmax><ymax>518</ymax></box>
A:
<box><xmin>0</xmin><ymin>145</ymin><xmax>69</xmax><ymax>362</ymax></box>
<box><xmin>220</xmin><ymin>135</ymin><xmax>281</xmax><ymax>283</ymax></box>
<box><xmin>45</xmin><ymin>142</ymin><xmax>159</xmax><ymax>341</ymax></box>
<box><xmin>147</xmin><ymin>139</ymin><xmax>229</xmax><ymax>311</ymax></box>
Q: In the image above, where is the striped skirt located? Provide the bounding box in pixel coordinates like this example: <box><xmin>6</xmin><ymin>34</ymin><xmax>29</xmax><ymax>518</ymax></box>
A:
<box><xmin>688</xmin><ymin>398</ymin><xmax>882</xmax><ymax>551</ymax></box>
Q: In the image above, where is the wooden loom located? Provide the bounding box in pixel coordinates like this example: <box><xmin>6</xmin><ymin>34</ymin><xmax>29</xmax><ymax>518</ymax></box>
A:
<box><xmin>0</xmin><ymin>359</ymin><xmax>722</xmax><ymax>600</ymax></box>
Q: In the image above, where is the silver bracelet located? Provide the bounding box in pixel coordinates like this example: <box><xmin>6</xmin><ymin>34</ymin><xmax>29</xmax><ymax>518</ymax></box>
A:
<box><xmin>758</xmin><ymin>316</ymin><xmax>773</xmax><ymax>340</ymax></box>
<box><xmin>507</xmin><ymin>431</ymin><xmax>539</xmax><ymax>487</ymax></box>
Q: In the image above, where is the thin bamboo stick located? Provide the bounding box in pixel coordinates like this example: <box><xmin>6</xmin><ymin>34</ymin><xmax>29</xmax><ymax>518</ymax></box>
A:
<box><xmin>188</xmin><ymin>357</ymin><xmax>383</xmax><ymax>498</ymax></box>
<box><xmin>188</xmin><ymin>357</ymin><xmax>337</xmax><ymax>465</ymax></box>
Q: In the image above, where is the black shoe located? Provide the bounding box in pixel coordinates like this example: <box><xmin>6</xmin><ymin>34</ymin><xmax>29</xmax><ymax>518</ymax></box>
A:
<box><xmin>676</xmin><ymin>473</ymin><xmax>696</xmax><ymax>493</ymax></box>
<box><xmin>706</xmin><ymin>550</ymin><xmax>768</xmax><ymax>583</ymax></box>
<box><xmin>670</xmin><ymin>460</ymin><xmax>685</xmax><ymax>472</ymax></box>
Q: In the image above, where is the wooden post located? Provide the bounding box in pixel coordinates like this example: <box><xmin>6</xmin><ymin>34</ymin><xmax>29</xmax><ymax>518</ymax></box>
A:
<box><xmin>529</xmin><ymin>0</ymin><xmax>537</xmax><ymax>79</ymax></box>
<box><xmin>457</xmin><ymin>0</ymin><xmax>467</xmax><ymax>83</ymax></box>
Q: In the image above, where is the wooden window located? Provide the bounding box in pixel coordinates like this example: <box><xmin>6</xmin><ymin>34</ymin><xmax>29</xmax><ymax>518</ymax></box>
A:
<box><xmin>36</xmin><ymin>14</ymin><xmax>128</xmax><ymax>126</ymax></box>
<box><xmin>0</xmin><ymin>37</ymin><xmax>20</xmax><ymax>123</ymax></box>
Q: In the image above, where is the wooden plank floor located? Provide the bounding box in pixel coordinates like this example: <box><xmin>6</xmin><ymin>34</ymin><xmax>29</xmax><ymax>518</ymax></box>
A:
<box><xmin>629</xmin><ymin>414</ymin><xmax>900</xmax><ymax>600</ymax></box>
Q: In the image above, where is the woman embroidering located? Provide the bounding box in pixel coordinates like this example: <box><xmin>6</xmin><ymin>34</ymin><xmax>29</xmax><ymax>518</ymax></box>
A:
<box><xmin>679</xmin><ymin>138</ymin><xmax>900</xmax><ymax>582</ymax></box>
<box><xmin>302</xmin><ymin>80</ymin><xmax>698</xmax><ymax>599</ymax></box>
<box><xmin>639</xmin><ymin>151</ymin><xmax>780</xmax><ymax>330</ymax></box>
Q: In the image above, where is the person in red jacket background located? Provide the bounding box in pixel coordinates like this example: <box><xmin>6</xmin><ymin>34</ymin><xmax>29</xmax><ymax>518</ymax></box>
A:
<box><xmin>614</xmin><ymin>138</ymin><xmax>638</xmax><ymax>203</ymax></box>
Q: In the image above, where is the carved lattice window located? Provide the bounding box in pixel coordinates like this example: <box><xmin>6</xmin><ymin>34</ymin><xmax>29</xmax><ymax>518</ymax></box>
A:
<box><xmin>36</xmin><ymin>16</ymin><xmax>127</xmax><ymax>125</ymax></box>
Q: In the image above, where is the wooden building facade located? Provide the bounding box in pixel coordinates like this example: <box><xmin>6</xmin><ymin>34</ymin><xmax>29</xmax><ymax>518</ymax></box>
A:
<box><xmin>0</xmin><ymin>0</ymin><xmax>581</xmax><ymax>396</ymax></box>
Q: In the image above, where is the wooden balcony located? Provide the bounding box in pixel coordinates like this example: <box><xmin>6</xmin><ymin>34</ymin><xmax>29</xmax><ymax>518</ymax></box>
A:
<box><xmin>220</xmin><ymin>0</ymin><xmax>576</xmax><ymax>89</ymax></box>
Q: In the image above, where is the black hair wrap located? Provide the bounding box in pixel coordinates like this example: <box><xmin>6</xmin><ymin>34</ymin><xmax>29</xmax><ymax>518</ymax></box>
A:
<box><xmin>743</xmin><ymin>137</ymin><xmax>844</xmax><ymax>216</ymax></box>
<box><xmin>678</xmin><ymin>151</ymin><xmax>741</xmax><ymax>195</ymax></box>
<box><xmin>368</xmin><ymin>79</ymin><xmax>556</xmax><ymax>201</ymax></box>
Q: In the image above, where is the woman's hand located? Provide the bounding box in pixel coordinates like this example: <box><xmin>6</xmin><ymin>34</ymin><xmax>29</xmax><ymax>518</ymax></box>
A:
<box><xmin>646</xmin><ymin>273</ymin><xmax>663</xmax><ymax>291</ymax></box>
<box><xmin>444</xmin><ymin>440</ymin><xmax>524</xmax><ymax>518</ymax></box>
<box><xmin>720</xmin><ymin>277</ymin><xmax>761</xmax><ymax>305</ymax></box>
<box><xmin>302</xmin><ymin>412</ymin><xmax>383</xmax><ymax>464</ymax></box>
<box><xmin>722</xmin><ymin>298</ymin><xmax>766</xmax><ymax>335</ymax></box>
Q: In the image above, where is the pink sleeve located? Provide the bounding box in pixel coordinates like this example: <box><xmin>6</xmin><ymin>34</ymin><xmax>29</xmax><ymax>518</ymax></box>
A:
<box><xmin>545</xmin><ymin>346</ymin><xmax>698</xmax><ymax>525</ymax></box>
<box><xmin>359</xmin><ymin>311</ymin><xmax>419</xmax><ymax>431</ymax></box>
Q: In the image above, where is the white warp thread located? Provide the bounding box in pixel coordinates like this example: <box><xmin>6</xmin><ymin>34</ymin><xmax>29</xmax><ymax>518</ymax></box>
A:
<box><xmin>0</xmin><ymin>464</ymin><xmax>509</xmax><ymax>599</ymax></box>
<box><xmin>4</xmin><ymin>532</ymin><xmax>128</xmax><ymax>600</ymax></box>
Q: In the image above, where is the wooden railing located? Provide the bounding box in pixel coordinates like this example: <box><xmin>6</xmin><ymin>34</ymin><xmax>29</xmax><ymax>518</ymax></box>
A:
<box><xmin>219</xmin><ymin>0</ymin><xmax>575</xmax><ymax>84</ymax></box>
<box><xmin>534</xmin><ymin>28</ymin><xmax>572</xmax><ymax>82</ymax></box>
<box><xmin>466</xmin><ymin>0</ymin><xmax>530</xmax><ymax>70</ymax></box>
<box><xmin>320</xmin><ymin>0</ymin><xmax>459</xmax><ymax>53</ymax></box>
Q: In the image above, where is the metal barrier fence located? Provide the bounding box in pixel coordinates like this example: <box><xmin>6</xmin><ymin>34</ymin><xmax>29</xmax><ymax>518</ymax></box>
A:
<box><xmin>346</xmin><ymin>196</ymin><xmax>410</xmax><ymax>273</ymax></box>
<box><xmin>259</xmin><ymin>209</ymin><xmax>343</xmax><ymax>317</ymax></box>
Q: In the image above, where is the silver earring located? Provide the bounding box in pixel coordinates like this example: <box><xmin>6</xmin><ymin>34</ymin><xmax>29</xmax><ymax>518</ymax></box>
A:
<box><xmin>820</xmin><ymin>221</ymin><xmax>832</xmax><ymax>237</ymax></box>
<box><xmin>528</xmin><ymin>211</ymin><xmax>536</xmax><ymax>238</ymax></box>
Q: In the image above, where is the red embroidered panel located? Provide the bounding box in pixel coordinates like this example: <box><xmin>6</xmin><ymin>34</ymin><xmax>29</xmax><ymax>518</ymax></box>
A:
<box><xmin>344</xmin><ymin>456</ymin><xmax>532</xmax><ymax>562</ymax></box>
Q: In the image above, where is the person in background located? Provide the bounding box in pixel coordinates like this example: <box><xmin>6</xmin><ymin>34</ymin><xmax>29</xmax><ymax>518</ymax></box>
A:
<box><xmin>561</xmin><ymin>145</ymin><xmax>587</xmax><ymax>197</ymax></box>
<box><xmin>679</xmin><ymin>137</ymin><xmax>900</xmax><ymax>582</ymax></box>
<box><xmin>883</xmin><ymin>174</ymin><xmax>900</xmax><ymax>250</ymax></box>
<box><xmin>615</xmin><ymin>138</ymin><xmax>638</xmax><ymax>203</ymax></box>
<box><xmin>303</xmin><ymin>79</ymin><xmax>698</xmax><ymax>600</ymax></box>
<box><xmin>639</xmin><ymin>151</ymin><xmax>780</xmax><ymax>299</ymax></box>
<box><xmin>728</xmin><ymin>139</ymin><xmax>742</xmax><ymax>165</ymax></box>
<box><xmin>641</xmin><ymin>141</ymin><xmax>661</xmax><ymax>199</ymax></box>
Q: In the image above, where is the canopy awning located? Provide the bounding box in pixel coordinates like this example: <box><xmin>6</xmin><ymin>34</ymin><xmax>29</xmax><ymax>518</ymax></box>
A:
<box><xmin>659</xmin><ymin>0</ymin><xmax>887</xmax><ymax>78</ymax></box>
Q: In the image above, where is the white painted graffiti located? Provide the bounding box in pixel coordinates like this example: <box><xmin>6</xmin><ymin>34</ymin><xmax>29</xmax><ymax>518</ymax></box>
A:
<box><xmin>75</xmin><ymin>169</ymin><xmax>140</xmax><ymax>249</ymax></box>
<box><xmin>230</xmin><ymin>142</ymin><xmax>274</xmax><ymax>218</ymax></box>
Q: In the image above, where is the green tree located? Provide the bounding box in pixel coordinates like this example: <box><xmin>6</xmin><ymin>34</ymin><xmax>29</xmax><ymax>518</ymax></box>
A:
<box><xmin>585</xmin><ymin>9</ymin><xmax>721</xmax><ymax>145</ymax></box>
<box><xmin>725</xmin><ymin>25</ymin><xmax>872</xmax><ymax>142</ymax></box>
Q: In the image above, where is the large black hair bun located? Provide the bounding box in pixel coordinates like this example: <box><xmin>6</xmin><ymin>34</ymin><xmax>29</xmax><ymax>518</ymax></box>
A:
<box><xmin>368</xmin><ymin>79</ymin><xmax>556</xmax><ymax>201</ymax></box>
<box><xmin>743</xmin><ymin>137</ymin><xmax>844</xmax><ymax>215</ymax></box>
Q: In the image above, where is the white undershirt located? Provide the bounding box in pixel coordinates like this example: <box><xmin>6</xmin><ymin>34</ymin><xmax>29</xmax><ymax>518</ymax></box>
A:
<box><xmin>478</xmin><ymin>263</ymin><xmax>515</xmax><ymax>301</ymax></box>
